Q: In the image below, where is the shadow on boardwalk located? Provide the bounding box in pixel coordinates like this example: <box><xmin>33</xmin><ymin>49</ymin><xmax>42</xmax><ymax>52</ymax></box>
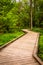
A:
<box><xmin>0</xmin><ymin>29</ymin><xmax>40</xmax><ymax>65</ymax></box>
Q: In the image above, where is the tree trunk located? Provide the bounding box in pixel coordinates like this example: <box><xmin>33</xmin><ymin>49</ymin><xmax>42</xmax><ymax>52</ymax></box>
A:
<box><xmin>30</xmin><ymin>0</ymin><xmax>33</xmax><ymax>30</ymax></box>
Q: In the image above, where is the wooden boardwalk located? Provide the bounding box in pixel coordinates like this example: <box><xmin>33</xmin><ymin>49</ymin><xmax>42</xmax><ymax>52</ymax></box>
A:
<box><xmin>0</xmin><ymin>30</ymin><xmax>40</xmax><ymax>65</ymax></box>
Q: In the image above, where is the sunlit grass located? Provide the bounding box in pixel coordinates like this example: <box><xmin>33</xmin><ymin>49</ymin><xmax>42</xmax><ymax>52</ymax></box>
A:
<box><xmin>0</xmin><ymin>31</ymin><xmax>24</xmax><ymax>46</ymax></box>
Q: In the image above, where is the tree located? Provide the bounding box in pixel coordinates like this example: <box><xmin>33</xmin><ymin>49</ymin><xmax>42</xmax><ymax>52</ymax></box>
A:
<box><xmin>30</xmin><ymin>0</ymin><xmax>33</xmax><ymax>30</ymax></box>
<box><xmin>33</xmin><ymin>0</ymin><xmax>43</xmax><ymax>28</ymax></box>
<box><xmin>0</xmin><ymin>0</ymin><xmax>14</xmax><ymax>33</ymax></box>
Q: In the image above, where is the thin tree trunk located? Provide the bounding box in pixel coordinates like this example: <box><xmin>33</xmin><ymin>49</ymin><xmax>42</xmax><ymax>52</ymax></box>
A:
<box><xmin>30</xmin><ymin>0</ymin><xmax>33</xmax><ymax>30</ymax></box>
<box><xmin>34</xmin><ymin>0</ymin><xmax>36</xmax><ymax>26</ymax></box>
<box><xmin>34</xmin><ymin>0</ymin><xmax>35</xmax><ymax>13</ymax></box>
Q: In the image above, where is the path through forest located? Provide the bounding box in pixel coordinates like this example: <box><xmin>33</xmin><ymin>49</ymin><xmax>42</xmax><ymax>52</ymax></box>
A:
<box><xmin>0</xmin><ymin>29</ymin><xmax>40</xmax><ymax>65</ymax></box>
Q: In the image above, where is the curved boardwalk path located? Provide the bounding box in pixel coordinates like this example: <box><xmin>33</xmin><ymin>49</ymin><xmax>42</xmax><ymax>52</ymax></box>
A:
<box><xmin>0</xmin><ymin>29</ymin><xmax>40</xmax><ymax>65</ymax></box>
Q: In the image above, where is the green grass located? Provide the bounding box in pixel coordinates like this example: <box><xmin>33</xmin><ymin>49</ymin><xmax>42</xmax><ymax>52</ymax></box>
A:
<box><xmin>0</xmin><ymin>31</ymin><xmax>25</xmax><ymax>47</ymax></box>
<box><xmin>32</xmin><ymin>28</ymin><xmax>43</xmax><ymax>61</ymax></box>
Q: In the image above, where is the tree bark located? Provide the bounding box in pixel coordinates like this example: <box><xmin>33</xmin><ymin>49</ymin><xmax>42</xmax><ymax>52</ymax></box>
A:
<box><xmin>30</xmin><ymin>0</ymin><xmax>33</xmax><ymax>30</ymax></box>
<box><xmin>34</xmin><ymin>0</ymin><xmax>35</xmax><ymax>12</ymax></box>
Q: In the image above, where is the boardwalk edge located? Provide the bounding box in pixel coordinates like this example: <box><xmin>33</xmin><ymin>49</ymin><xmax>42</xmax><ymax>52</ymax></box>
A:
<box><xmin>0</xmin><ymin>30</ymin><xmax>27</xmax><ymax>50</ymax></box>
<box><xmin>33</xmin><ymin>33</ymin><xmax>43</xmax><ymax>65</ymax></box>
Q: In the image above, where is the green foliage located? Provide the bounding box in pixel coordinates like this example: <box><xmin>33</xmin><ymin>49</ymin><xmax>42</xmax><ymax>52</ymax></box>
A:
<box><xmin>0</xmin><ymin>0</ymin><xmax>43</xmax><ymax>33</ymax></box>
<box><xmin>0</xmin><ymin>0</ymin><xmax>15</xmax><ymax>33</ymax></box>
<box><xmin>33</xmin><ymin>0</ymin><xmax>43</xmax><ymax>28</ymax></box>
<box><xmin>0</xmin><ymin>31</ymin><xmax>24</xmax><ymax>46</ymax></box>
<box><xmin>38</xmin><ymin>35</ymin><xmax>43</xmax><ymax>61</ymax></box>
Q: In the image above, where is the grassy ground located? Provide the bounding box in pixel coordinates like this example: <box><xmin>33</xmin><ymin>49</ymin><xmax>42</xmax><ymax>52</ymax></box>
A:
<box><xmin>0</xmin><ymin>31</ymin><xmax>24</xmax><ymax>47</ymax></box>
<box><xmin>32</xmin><ymin>28</ymin><xmax>43</xmax><ymax>61</ymax></box>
